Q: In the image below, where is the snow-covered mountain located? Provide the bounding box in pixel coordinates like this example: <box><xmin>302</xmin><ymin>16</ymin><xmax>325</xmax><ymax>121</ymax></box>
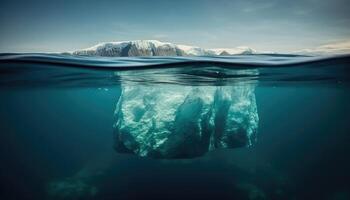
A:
<box><xmin>72</xmin><ymin>40</ymin><xmax>258</xmax><ymax>57</ymax></box>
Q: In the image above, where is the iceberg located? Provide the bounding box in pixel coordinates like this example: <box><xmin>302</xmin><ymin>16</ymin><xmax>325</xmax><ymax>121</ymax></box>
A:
<box><xmin>72</xmin><ymin>40</ymin><xmax>258</xmax><ymax>57</ymax></box>
<box><xmin>113</xmin><ymin>83</ymin><xmax>258</xmax><ymax>159</ymax></box>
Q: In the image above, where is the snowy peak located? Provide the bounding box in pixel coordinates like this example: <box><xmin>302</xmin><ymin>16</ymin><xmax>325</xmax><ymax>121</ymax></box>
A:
<box><xmin>73</xmin><ymin>40</ymin><xmax>257</xmax><ymax>57</ymax></box>
<box><xmin>74</xmin><ymin>40</ymin><xmax>183</xmax><ymax>57</ymax></box>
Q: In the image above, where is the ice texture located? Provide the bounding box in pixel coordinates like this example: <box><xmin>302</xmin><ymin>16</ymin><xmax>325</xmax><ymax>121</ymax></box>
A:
<box><xmin>113</xmin><ymin>84</ymin><xmax>258</xmax><ymax>159</ymax></box>
<box><xmin>73</xmin><ymin>40</ymin><xmax>258</xmax><ymax>57</ymax></box>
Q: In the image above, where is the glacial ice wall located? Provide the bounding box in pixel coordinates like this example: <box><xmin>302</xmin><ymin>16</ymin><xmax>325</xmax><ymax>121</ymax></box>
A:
<box><xmin>113</xmin><ymin>84</ymin><xmax>258</xmax><ymax>159</ymax></box>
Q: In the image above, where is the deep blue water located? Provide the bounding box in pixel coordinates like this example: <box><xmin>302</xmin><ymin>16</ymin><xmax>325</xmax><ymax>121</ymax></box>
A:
<box><xmin>0</xmin><ymin>54</ymin><xmax>350</xmax><ymax>200</ymax></box>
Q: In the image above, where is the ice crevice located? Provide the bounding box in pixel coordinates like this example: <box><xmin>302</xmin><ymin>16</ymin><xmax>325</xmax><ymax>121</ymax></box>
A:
<box><xmin>113</xmin><ymin>83</ymin><xmax>259</xmax><ymax>159</ymax></box>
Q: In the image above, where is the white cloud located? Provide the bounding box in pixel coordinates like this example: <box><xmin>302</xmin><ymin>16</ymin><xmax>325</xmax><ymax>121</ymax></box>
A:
<box><xmin>295</xmin><ymin>39</ymin><xmax>350</xmax><ymax>55</ymax></box>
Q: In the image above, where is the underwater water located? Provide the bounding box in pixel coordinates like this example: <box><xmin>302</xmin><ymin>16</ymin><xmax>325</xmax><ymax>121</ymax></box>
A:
<box><xmin>0</xmin><ymin>53</ymin><xmax>350</xmax><ymax>200</ymax></box>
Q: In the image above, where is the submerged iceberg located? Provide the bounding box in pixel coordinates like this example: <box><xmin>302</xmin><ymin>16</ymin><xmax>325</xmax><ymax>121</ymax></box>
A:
<box><xmin>113</xmin><ymin>83</ymin><xmax>258</xmax><ymax>159</ymax></box>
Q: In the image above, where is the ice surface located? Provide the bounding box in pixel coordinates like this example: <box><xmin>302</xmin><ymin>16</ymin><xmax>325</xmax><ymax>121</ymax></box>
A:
<box><xmin>113</xmin><ymin>84</ymin><xmax>258</xmax><ymax>158</ymax></box>
<box><xmin>209</xmin><ymin>47</ymin><xmax>257</xmax><ymax>55</ymax></box>
<box><xmin>73</xmin><ymin>40</ymin><xmax>258</xmax><ymax>57</ymax></box>
<box><xmin>177</xmin><ymin>44</ymin><xmax>213</xmax><ymax>56</ymax></box>
<box><xmin>78</xmin><ymin>40</ymin><xmax>182</xmax><ymax>56</ymax></box>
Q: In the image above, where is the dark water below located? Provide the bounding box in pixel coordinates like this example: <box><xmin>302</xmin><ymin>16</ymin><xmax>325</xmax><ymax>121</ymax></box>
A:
<box><xmin>0</xmin><ymin>54</ymin><xmax>350</xmax><ymax>200</ymax></box>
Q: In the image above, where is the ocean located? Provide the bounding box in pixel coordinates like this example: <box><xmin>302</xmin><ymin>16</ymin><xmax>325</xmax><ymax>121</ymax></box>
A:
<box><xmin>0</xmin><ymin>53</ymin><xmax>349</xmax><ymax>200</ymax></box>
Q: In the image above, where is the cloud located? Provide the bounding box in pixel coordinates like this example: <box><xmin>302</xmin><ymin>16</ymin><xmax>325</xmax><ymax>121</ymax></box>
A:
<box><xmin>295</xmin><ymin>39</ymin><xmax>350</xmax><ymax>55</ymax></box>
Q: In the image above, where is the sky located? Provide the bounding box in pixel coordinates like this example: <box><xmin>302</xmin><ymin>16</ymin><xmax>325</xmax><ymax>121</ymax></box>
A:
<box><xmin>0</xmin><ymin>0</ymin><xmax>349</xmax><ymax>53</ymax></box>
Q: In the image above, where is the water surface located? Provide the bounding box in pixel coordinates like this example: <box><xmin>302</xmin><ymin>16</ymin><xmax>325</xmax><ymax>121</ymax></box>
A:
<box><xmin>0</xmin><ymin>54</ymin><xmax>349</xmax><ymax>200</ymax></box>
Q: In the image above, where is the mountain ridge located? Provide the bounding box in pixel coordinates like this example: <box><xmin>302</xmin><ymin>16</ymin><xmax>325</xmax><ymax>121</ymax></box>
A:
<box><xmin>72</xmin><ymin>40</ymin><xmax>258</xmax><ymax>57</ymax></box>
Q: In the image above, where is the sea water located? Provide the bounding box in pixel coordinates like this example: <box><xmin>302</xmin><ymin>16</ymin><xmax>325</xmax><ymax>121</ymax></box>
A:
<box><xmin>0</xmin><ymin>54</ymin><xmax>349</xmax><ymax>200</ymax></box>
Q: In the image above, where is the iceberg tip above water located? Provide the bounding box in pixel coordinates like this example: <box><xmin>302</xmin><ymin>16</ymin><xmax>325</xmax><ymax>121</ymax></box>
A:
<box><xmin>72</xmin><ymin>40</ymin><xmax>260</xmax><ymax>57</ymax></box>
